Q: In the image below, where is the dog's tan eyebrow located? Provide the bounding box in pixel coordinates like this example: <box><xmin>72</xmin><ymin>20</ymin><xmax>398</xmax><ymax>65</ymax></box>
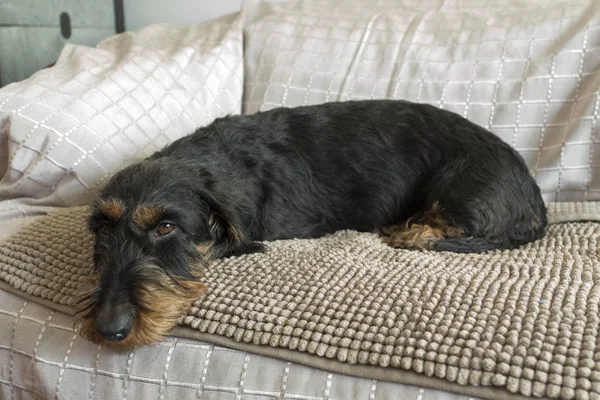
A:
<box><xmin>97</xmin><ymin>198</ymin><xmax>124</xmax><ymax>220</ymax></box>
<box><xmin>133</xmin><ymin>205</ymin><xmax>164</xmax><ymax>227</ymax></box>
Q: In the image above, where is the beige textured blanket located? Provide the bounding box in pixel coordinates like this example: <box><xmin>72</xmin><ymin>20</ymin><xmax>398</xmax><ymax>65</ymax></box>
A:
<box><xmin>1</xmin><ymin>203</ymin><xmax>599</xmax><ymax>400</ymax></box>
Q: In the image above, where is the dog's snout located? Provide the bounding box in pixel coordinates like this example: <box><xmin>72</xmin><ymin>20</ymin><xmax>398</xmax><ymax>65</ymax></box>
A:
<box><xmin>95</xmin><ymin>312</ymin><xmax>134</xmax><ymax>342</ymax></box>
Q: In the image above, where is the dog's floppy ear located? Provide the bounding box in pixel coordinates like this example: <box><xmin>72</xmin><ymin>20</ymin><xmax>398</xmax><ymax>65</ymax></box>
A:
<box><xmin>195</xmin><ymin>188</ymin><xmax>265</xmax><ymax>258</ymax></box>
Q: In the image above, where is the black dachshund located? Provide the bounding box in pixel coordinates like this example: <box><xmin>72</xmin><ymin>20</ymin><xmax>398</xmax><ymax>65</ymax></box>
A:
<box><xmin>79</xmin><ymin>100</ymin><xmax>547</xmax><ymax>347</ymax></box>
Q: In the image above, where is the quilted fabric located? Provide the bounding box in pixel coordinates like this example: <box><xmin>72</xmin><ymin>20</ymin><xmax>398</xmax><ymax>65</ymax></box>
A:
<box><xmin>0</xmin><ymin>292</ymin><xmax>474</xmax><ymax>400</ymax></box>
<box><xmin>1</xmin><ymin>203</ymin><xmax>599</xmax><ymax>399</ymax></box>
<box><xmin>0</xmin><ymin>14</ymin><xmax>244</xmax><ymax>208</ymax></box>
<box><xmin>242</xmin><ymin>0</ymin><xmax>600</xmax><ymax>203</ymax></box>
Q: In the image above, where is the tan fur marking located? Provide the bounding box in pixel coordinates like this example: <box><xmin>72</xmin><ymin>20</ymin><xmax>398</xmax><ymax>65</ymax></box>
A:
<box><xmin>97</xmin><ymin>198</ymin><xmax>124</xmax><ymax>220</ymax></box>
<box><xmin>379</xmin><ymin>202</ymin><xmax>464</xmax><ymax>250</ymax></box>
<box><xmin>380</xmin><ymin>224</ymin><xmax>444</xmax><ymax>250</ymax></box>
<box><xmin>77</xmin><ymin>266</ymin><xmax>206</xmax><ymax>349</ymax></box>
<box><xmin>196</xmin><ymin>242</ymin><xmax>214</xmax><ymax>259</ymax></box>
<box><xmin>133</xmin><ymin>205</ymin><xmax>163</xmax><ymax>227</ymax></box>
<box><xmin>209</xmin><ymin>212</ymin><xmax>243</xmax><ymax>243</ymax></box>
<box><xmin>228</xmin><ymin>224</ymin><xmax>243</xmax><ymax>244</ymax></box>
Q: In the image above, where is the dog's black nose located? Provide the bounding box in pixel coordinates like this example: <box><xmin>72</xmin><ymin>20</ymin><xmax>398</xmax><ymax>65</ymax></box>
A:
<box><xmin>95</xmin><ymin>313</ymin><xmax>134</xmax><ymax>341</ymax></box>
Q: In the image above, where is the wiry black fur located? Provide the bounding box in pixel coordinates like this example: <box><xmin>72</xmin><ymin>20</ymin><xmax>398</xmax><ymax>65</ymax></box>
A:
<box><xmin>88</xmin><ymin>99</ymin><xmax>547</xmax><ymax>342</ymax></box>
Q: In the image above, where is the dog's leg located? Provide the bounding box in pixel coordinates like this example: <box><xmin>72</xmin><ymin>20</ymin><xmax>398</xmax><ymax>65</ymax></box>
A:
<box><xmin>378</xmin><ymin>202</ymin><xmax>464</xmax><ymax>250</ymax></box>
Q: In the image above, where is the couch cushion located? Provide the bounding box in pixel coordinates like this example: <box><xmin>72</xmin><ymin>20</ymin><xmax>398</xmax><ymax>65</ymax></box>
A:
<box><xmin>1</xmin><ymin>202</ymin><xmax>600</xmax><ymax>399</ymax></box>
<box><xmin>0</xmin><ymin>14</ymin><xmax>244</xmax><ymax>207</ymax></box>
<box><xmin>242</xmin><ymin>0</ymin><xmax>600</xmax><ymax>203</ymax></box>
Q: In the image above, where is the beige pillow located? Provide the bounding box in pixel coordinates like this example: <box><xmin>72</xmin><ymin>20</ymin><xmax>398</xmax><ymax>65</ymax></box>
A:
<box><xmin>242</xmin><ymin>0</ymin><xmax>600</xmax><ymax>203</ymax></box>
<box><xmin>0</xmin><ymin>14</ymin><xmax>244</xmax><ymax>207</ymax></box>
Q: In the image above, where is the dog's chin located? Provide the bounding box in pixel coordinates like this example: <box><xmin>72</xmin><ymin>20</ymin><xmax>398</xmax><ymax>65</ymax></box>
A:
<box><xmin>76</xmin><ymin>264</ymin><xmax>207</xmax><ymax>349</ymax></box>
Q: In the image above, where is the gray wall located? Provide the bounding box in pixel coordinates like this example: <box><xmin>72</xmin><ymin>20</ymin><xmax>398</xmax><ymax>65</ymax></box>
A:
<box><xmin>124</xmin><ymin>0</ymin><xmax>242</xmax><ymax>31</ymax></box>
<box><xmin>0</xmin><ymin>0</ymin><xmax>117</xmax><ymax>86</ymax></box>
<box><xmin>0</xmin><ymin>0</ymin><xmax>243</xmax><ymax>86</ymax></box>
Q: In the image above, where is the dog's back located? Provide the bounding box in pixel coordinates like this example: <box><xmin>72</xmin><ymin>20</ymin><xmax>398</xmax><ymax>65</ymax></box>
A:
<box><xmin>153</xmin><ymin>100</ymin><xmax>546</xmax><ymax>253</ymax></box>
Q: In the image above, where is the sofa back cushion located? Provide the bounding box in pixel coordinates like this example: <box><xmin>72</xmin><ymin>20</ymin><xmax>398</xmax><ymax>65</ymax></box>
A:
<box><xmin>0</xmin><ymin>14</ymin><xmax>244</xmax><ymax>206</ymax></box>
<box><xmin>242</xmin><ymin>0</ymin><xmax>600</xmax><ymax>203</ymax></box>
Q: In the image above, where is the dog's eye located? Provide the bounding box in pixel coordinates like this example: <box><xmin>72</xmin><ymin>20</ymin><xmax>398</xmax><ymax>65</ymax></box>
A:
<box><xmin>155</xmin><ymin>222</ymin><xmax>176</xmax><ymax>236</ymax></box>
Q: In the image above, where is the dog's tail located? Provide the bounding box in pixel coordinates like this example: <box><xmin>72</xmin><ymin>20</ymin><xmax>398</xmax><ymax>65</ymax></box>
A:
<box><xmin>433</xmin><ymin>237</ymin><xmax>506</xmax><ymax>253</ymax></box>
<box><xmin>434</xmin><ymin>197</ymin><xmax>547</xmax><ymax>254</ymax></box>
<box><xmin>433</xmin><ymin>222</ymin><xmax>546</xmax><ymax>253</ymax></box>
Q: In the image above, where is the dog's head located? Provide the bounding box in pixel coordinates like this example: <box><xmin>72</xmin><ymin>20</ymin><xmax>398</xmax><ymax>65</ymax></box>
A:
<box><xmin>77</xmin><ymin>158</ymin><xmax>259</xmax><ymax>348</ymax></box>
